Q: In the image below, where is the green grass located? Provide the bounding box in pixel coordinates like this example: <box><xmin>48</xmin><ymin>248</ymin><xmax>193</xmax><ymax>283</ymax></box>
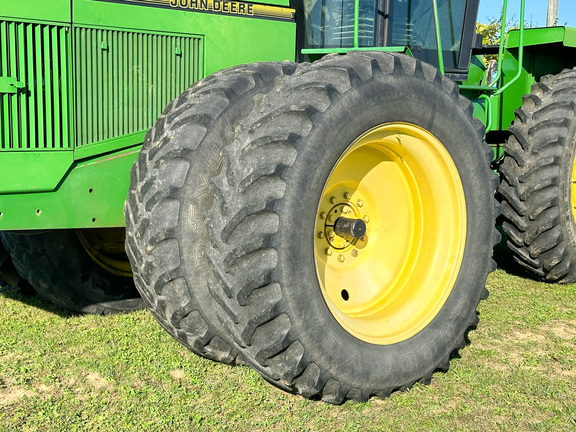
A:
<box><xmin>1</xmin><ymin>267</ymin><xmax>576</xmax><ymax>431</ymax></box>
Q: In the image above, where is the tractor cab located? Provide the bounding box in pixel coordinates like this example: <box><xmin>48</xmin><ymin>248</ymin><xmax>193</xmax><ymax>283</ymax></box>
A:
<box><xmin>303</xmin><ymin>0</ymin><xmax>480</xmax><ymax>77</ymax></box>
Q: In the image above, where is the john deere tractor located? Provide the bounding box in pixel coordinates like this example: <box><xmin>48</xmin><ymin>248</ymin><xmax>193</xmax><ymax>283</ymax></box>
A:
<box><xmin>1</xmin><ymin>0</ymin><xmax>575</xmax><ymax>401</ymax></box>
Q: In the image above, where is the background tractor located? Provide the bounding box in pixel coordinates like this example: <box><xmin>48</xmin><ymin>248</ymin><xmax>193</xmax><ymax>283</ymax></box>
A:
<box><xmin>1</xmin><ymin>0</ymin><xmax>575</xmax><ymax>402</ymax></box>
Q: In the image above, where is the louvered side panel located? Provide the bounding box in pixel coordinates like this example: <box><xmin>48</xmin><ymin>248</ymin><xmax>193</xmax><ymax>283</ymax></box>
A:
<box><xmin>74</xmin><ymin>28</ymin><xmax>202</xmax><ymax>147</ymax></box>
<box><xmin>0</xmin><ymin>20</ymin><xmax>70</xmax><ymax>150</ymax></box>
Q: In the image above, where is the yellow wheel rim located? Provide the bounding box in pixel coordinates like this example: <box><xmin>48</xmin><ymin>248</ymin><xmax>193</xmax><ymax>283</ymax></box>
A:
<box><xmin>314</xmin><ymin>123</ymin><xmax>467</xmax><ymax>344</ymax></box>
<box><xmin>76</xmin><ymin>228</ymin><xmax>133</xmax><ymax>278</ymax></box>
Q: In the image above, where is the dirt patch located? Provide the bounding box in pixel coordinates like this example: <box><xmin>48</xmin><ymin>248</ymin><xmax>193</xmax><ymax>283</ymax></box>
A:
<box><xmin>0</xmin><ymin>387</ymin><xmax>37</xmax><ymax>405</ymax></box>
<box><xmin>542</xmin><ymin>321</ymin><xmax>576</xmax><ymax>340</ymax></box>
<box><xmin>511</xmin><ymin>329</ymin><xmax>546</xmax><ymax>343</ymax></box>
<box><xmin>85</xmin><ymin>372</ymin><xmax>111</xmax><ymax>390</ymax></box>
<box><xmin>36</xmin><ymin>383</ymin><xmax>54</xmax><ymax>394</ymax></box>
<box><xmin>169</xmin><ymin>369</ymin><xmax>186</xmax><ymax>381</ymax></box>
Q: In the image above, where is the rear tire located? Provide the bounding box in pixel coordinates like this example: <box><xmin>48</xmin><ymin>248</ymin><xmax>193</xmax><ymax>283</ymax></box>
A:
<box><xmin>1</xmin><ymin>229</ymin><xmax>142</xmax><ymax>314</ymax></box>
<box><xmin>498</xmin><ymin>68</ymin><xmax>576</xmax><ymax>282</ymax></box>
<box><xmin>192</xmin><ymin>52</ymin><xmax>499</xmax><ymax>402</ymax></box>
<box><xmin>124</xmin><ymin>62</ymin><xmax>297</xmax><ymax>363</ymax></box>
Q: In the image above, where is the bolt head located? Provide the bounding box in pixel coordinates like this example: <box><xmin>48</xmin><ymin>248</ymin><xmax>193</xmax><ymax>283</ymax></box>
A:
<box><xmin>330</xmin><ymin>196</ymin><xmax>337</xmax><ymax>204</ymax></box>
<box><xmin>325</xmin><ymin>248</ymin><xmax>333</xmax><ymax>256</ymax></box>
<box><xmin>363</xmin><ymin>215</ymin><xmax>370</xmax><ymax>223</ymax></box>
<box><xmin>319</xmin><ymin>212</ymin><xmax>326</xmax><ymax>220</ymax></box>
<box><xmin>344</xmin><ymin>192</ymin><xmax>351</xmax><ymax>200</ymax></box>
<box><xmin>318</xmin><ymin>232</ymin><xmax>325</xmax><ymax>239</ymax></box>
<box><xmin>342</xmin><ymin>207</ymin><xmax>349</xmax><ymax>214</ymax></box>
<box><xmin>338</xmin><ymin>254</ymin><xmax>345</xmax><ymax>263</ymax></box>
<box><xmin>351</xmin><ymin>249</ymin><xmax>358</xmax><ymax>257</ymax></box>
<box><xmin>357</xmin><ymin>199</ymin><xmax>363</xmax><ymax>207</ymax></box>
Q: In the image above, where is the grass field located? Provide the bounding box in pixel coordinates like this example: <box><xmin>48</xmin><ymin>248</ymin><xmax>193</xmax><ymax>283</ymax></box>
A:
<box><xmin>1</xmin><ymin>258</ymin><xmax>576</xmax><ymax>431</ymax></box>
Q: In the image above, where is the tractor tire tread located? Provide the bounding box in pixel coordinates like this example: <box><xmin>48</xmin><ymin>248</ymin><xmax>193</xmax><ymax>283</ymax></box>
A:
<box><xmin>498</xmin><ymin>67</ymin><xmax>576</xmax><ymax>283</ymax></box>
<box><xmin>124</xmin><ymin>62</ymin><xmax>296</xmax><ymax>363</ymax></box>
<box><xmin>202</xmin><ymin>52</ymin><xmax>499</xmax><ymax>402</ymax></box>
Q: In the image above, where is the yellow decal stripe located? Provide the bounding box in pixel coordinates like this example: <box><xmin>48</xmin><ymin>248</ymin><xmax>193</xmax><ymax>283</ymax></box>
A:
<box><xmin>99</xmin><ymin>0</ymin><xmax>295</xmax><ymax>21</ymax></box>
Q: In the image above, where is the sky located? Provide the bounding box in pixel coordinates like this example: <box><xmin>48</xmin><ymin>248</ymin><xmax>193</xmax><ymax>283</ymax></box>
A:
<box><xmin>477</xmin><ymin>0</ymin><xmax>576</xmax><ymax>27</ymax></box>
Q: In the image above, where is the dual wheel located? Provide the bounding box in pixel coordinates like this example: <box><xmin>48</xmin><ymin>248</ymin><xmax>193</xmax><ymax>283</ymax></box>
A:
<box><xmin>125</xmin><ymin>51</ymin><xmax>499</xmax><ymax>402</ymax></box>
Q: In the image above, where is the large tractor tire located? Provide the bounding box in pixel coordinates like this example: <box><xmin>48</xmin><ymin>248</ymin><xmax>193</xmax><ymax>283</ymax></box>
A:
<box><xmin>124</xmin><ymin>62</ymin><xmax>296</xmax><ymax>364</ymax></box>
<box><xmin>498</xmin><ymin>68</ymin><xmax>576</xmax><ymax>283</ymax></box>
<box><xmin>1</xmin><ymin>229</ymin><xmax>143</xmax><ymax>314</ymax></box>
<box><xmin>179</xmin><ymin>51</ymin><xmax>499</xmax><ymax>402</ymax></box>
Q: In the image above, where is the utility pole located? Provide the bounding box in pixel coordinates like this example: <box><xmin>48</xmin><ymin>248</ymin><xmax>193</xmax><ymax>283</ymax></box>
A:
<box><xmin>547</xmin><ymin>0</ymin><xmax>559</xmax><ymax>27</ymax></box>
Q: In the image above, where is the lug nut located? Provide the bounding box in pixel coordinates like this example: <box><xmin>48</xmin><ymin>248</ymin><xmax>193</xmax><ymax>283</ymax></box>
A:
<box><xmin>319</xmin><ymin>212</ymin><xmax>326</xmax><ymax>220</ymax></box>
<box><xmin>357</xmin><ymin>199</ymin><xmax>363</xmax><ymax>207</ymax></box>
<box><xmin>344</xmin><ymin>192</ymin><xmax>351</xmax><ymax>200</ymax></box>
<box><xmin>318</xmin><ymin>232</ymin><xmax>325</xmax><ymax>239</ymax></box>
<box><xmin>325</xmin><ymin>248</ymin><xmax>333</xmax><ymax>256</ymax></box>
<box><xmin>342</xmin><ymin>207</ymin><xmax>349</xmax><ymax>214</ymax></box>
<box><xmin>351</xmin><ymin>249</ymin><xmax>358</xmax><ymax>257</ymax></box>
<box><xmin>363</xmin><ymin>215</ymin><xmax>370</xmax><ymax>223</ymax></box>
<box><xmin>338</xmin><ymin>254</ymin><xmax>345</xmax><ymax>263</ymax></box>
<box><xmin>330</xmin><ymin>196</ymin><xmax>337</xmax><ymax>204</ymax></box>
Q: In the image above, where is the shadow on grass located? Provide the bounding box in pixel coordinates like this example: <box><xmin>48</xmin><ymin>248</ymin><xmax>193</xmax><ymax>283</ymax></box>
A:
<box><xmin>0</xmin><ymin>287</ymin><xmax>80</xmax><ymax>319</ymax></box>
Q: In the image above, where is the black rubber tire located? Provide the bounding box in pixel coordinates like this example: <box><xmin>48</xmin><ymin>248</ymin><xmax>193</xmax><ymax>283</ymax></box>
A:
<box><xmin>190</xmin><ymin>52</ymin><xmax>500</xmax><ymax>402</ymax></box>
<box><xmin>124</xmin><ymin>62</ymin><xmax>297</xmax><ymax>364</ymax></box>
<box><xmin>498</xmin><ymin>68</ymin><xmax>576</xmax><ymax>283</ymax></box>
<box><xmin>0</xmin><ymin>230</ymin><xmax>143</xmax><ymax>314</ymax></box>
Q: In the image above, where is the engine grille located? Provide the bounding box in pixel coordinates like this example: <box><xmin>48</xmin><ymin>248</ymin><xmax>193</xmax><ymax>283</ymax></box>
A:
<box><xmin>74</xmin><ymin>27</ymin><xmax>203</xmax><ymax>146</ymax></box>
<box><xmin>0</xmin><ymin>20</ymin><xmax>71</xmax><ymax>150</ymax></box>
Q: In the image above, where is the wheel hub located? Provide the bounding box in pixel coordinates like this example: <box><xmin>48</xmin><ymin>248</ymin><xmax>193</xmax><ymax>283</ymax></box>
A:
<box><xmin>333</xmin><ymin>216</ymin><xmax>366</xmax><ymax>239</ymax></box>
<box><xmin>318</xmin><ymin>189</ymin><xmax>371</xmax><ymax>259</ymax></box>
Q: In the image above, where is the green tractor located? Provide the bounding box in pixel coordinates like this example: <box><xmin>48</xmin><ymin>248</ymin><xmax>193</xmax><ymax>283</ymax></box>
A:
<box><xmin>1</xmin><ymin>0</ymin><xmax>574</xmax><ymax>401</ymax></box>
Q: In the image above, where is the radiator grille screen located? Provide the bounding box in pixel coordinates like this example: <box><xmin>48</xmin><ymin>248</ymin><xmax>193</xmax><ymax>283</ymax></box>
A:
<box><xmin>74</xmin><ymin>27</ymin><xmax>203</xmax><ymax>146</ymax></box>
<box><xmin>0</xmin><ymin>20</ymin><xmax>71</xmax><ymax>150</ymax></box>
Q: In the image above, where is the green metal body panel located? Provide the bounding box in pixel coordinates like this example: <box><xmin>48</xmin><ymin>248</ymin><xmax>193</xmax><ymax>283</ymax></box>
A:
<box><xmin>0</xmin><ymin>148</ymin><xmax>139</xmax><ymax>229</ymax></box>
<box><xmin>1</xmin><ymin>0</ymin><xmax>71</xmax><ymax>24</ymax></box>
<box><xmin>463</xmin><ymin>26</ymin><xmax>576</xmax><ymax>162</ymax></box>
<box><xmin>0</xmin><ymin>0</ymin><xmax>296</xmax><ymax>231</ymax></box>
<box><xmin>496</xmin><ymin>27</ymin><xmax>576</xmax><ymax>132</ymax></box>
<box><xmin>0</xmin><ymin>152</ymin><xmax>74</xmax><ymax>193</ymax></box>
<box><xmin>3</xmin><ymin>0</ymin><xmax>576</xmax><ymax>232</ymax></box>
